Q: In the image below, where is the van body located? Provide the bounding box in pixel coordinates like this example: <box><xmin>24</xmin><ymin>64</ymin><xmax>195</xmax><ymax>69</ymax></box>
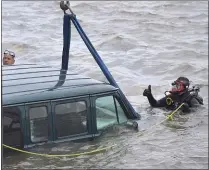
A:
<box><xmin>3</xmin><ymin>64</ymin><xmax>138</xmax><ymax>149</ymax></box>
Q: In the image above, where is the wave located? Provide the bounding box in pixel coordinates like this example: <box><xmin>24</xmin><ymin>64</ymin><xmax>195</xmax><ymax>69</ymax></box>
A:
<box><xmin>2</xmin><ymin>42</ymin><xmax>37</xmax><ymax>52</ymax></box>
<box><xmin>156</xmin><ymin>50</ymin><xmax>205</xmax><ymax>61</ymax></box>
<box><xmin>193</xmin><ymin>67</ymin><xmax>208</xmax><ymax>75</ymax></box>
<box><xmin>167</xmin><ymin>63</ymin><xmax>208</xmax><ymax>79</ymax></box>
<box><xmin>108</xmin><ymin>18</ymin><xmax>136</xmax><ymax>23</ymax></box>
<box><xmin>72</xmin><ymin>2</ymin><xmax>100</xmax><ymax>12</ymax></box>
<box><xmin>189</xmin><ymin>13</ymin><xmax>208</xmax><ymax>20</ymax></box>
<box><xmin>97</xmin><ymin>35</ymin><xmax>137</xmax><ymax>52</ymax></box>
<box><xmin>145</xmin><ymin>22</ymin><xmax>183</xmax><ymax>31</ymax></box>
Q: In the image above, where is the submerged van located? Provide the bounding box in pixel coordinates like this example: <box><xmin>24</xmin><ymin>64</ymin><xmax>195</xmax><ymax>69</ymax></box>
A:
<box><xmin>2</xmin><ymin>1</ymin><xmax>140</xmax><ymax>150</ymax></box>
<box><xmin>3</xmin><ymin>65</ymin><xmax>139</xmax><ymax>149</ymax></box>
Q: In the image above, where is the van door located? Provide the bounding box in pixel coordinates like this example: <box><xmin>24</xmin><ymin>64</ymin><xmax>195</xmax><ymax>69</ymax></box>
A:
<box><xmin>3</xmin><ymin>106</ymin><xmax>24</xmax><ymax>148</ymax></box>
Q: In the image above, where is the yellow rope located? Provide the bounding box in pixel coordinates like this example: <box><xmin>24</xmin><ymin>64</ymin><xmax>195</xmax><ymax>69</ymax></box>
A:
<box><xmin>166</xmin><ymin>103</ymin><xmax>185</xmax><ymax>121</ymax></box>
<box><xmin>137</xmin><ymin>103</ymin><xmax>185</xmax><ymax>137</ymax></box>
<box><xmin>2</xmin><ymin>104</ymin><xmax>185</xmax><ymax>155</ymax></box>
<box><xmin>2</xmin><ymin>144</ymin><xmax>116</xmax><ymax>158</ymax></box>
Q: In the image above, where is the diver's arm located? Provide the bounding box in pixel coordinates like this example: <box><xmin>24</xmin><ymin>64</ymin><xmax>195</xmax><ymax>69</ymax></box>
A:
<box><xmin>143</xmin><ymin>85</ymin><xmax>167</xmax><ymax>107</ymax></box>
<box><xmin>146</xmin><ymin>93</ymin><xmax>157</xmax><ymax>106</ymax></box>
<box><xmin>180</xmin><ymin>103</ymin><xmax>190</xmax><ymax>113</ymax></box>
<box><xmin>147</xmin><ymin>95</ymin><xmax>167</xmax><ymax>107</ymax></box>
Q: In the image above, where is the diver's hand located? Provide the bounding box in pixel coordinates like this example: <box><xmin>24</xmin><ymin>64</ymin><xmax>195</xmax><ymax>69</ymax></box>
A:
<box><xmin>181</xmin><ymin>103</ymin><xmax>190</xmax><ymax>113</ymax></box>
<box><xmin>143</xmin><ymin>85</ymin><xmax>152</xmax><ymax>97</ymax></box>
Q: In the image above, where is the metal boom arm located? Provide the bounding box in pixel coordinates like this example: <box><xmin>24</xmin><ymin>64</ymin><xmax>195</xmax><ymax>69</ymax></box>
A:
<box><xmin>60</xmin><ymin>1</ymin><xmax>140</xmax><ymax>119</ymax></box>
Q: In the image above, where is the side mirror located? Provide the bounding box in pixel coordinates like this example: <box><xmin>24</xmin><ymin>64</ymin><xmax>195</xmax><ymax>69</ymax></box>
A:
<box><xmin>126</xmin><ymin>120</ymin><xmax>139</xmax><ymax>131</ymax></box>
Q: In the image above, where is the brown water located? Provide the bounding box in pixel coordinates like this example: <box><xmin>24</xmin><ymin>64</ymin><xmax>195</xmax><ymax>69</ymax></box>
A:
<box><xmin>2</xmin><ymin>1</ymin><xmax>208</xmax><ymax>169</ymax></box>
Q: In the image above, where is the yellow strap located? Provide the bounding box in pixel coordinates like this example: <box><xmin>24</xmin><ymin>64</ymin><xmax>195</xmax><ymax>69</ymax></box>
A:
<box><xmin>166</xmin><ymin>103</ymin><xmax>185</xmax><ymax>121</ymax></box>
<box><xmin>137</xmin><ymin>118</ymin><xmax>166</xmax><ymax>137</ymax></box>
<box><xmin>2</xmin><ymin>144</ymin><xmax>116</xmax><ymax>158</ymax></box>
<box><xmin>137</xmin><ymin>103</ymin><xmax>185</xmax><ymax>137</ymax></box>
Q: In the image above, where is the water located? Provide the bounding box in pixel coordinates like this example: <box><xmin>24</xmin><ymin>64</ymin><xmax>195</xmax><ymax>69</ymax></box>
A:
<box><xmin>2</xmin><ymin>1</ymin><xmax>208</xmax><ymax>169</ymax></box>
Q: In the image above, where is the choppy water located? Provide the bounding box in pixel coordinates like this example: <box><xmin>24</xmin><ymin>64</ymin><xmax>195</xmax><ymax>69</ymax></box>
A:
<box><xmin>2</xmin><ymin>1</ymin><xmax>208</xmax><ymax>169</ymax></box>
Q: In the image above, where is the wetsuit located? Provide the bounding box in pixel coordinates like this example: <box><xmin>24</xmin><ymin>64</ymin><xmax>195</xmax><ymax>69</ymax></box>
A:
<box><xmin>143</xmin><ymin>85</ymin><xmax>203</xmax><ymax>113</ymax></box>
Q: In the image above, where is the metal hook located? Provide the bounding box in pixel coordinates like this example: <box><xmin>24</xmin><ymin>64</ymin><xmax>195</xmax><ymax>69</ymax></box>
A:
<box><xmin>60</xmin><ymin>1</ymin><xmax>75</xmax><ymax>16</ymax></box>
<box><xmin>60</xmin><ymin>1</ymin><xmax>69</xmax><ymax>11</ymax></box>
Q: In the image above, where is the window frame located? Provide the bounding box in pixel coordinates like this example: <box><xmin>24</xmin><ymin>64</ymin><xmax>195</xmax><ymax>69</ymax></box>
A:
<box><xmin>90</xmin><ymin>91</ymin><xmax>129</xmax><ymax>133</ymax></box>
<box><xmin>2</xmin><ymin>104</ymin><xmax>25</xmax><ymax>148</ymax></box>
<box><xmin>51</xmin><ymin>95</ymin><xmax>91</xmax><ymax>140</ymax></box>
<box><xmin>113</xmin><ymin>92</ymin><xmax>133</xmax><ymax>119</ymax></box>
<box><xmin>25</xmin><ymin>102</ymin><xmax>52</xmax><ymax>144</ymax></box>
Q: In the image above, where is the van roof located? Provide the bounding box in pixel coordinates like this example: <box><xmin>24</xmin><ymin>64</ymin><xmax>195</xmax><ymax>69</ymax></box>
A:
<box><xmin>2</xmin><ymin>64</ymin><xmax>118</xmax><ymax>106</ymax></box>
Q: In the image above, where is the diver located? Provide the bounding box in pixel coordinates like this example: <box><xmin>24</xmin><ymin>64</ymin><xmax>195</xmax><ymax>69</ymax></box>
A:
<box><xmin>3</xmin><ymin>50</ymin><xmax>15</xmax><ymax>65</ymax></box>
<box><xmin>143</xmin><ymin>77</ymin><xmax>203</xmax><ymax>113</ymax></box>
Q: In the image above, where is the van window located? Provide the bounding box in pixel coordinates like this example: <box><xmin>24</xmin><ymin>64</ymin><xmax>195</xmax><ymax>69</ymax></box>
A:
<box><xmin>29</xmin><ymin>106</ymin><xmax>48</xmax><ymax>143</ymax></box>
<box><xmin>55</xmin><ymin>101</ymin><xmax>87</xmax><ymax>138</ymax></box>
<box><xmin>3</xmin><ymin>106</ymin><xmax>23</xmax><ymax>147</ymax></box>
<box><xmin>95</xmin><ymin>96</ymin><xmax>118</xmax><ymax>130</ymax></box>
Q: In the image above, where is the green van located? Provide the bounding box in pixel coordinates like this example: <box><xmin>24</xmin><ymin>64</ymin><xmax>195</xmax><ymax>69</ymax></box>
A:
<box><xmin>3</xmin><ymin>64</ymin><xmax>139</xmax><ymax>149</ymax></box>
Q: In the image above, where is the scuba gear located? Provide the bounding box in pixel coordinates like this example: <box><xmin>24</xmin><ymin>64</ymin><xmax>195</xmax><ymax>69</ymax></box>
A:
<box><xmin>187</xmin><ymin>85</ymin><xmax>203</xmax><ymax>105</ymax></box>
<box><xmin>170</xmin><ymin>77</ymin><xmax>190</xmax><ymax>94</ymax></box>
<box><xmin>165</xmin><ymin>84</ymin><xmax>203</xmax><ymax>109</ymax></box>
<box><xmin>171</xmin><ymin>81</ymin><xmax>185</xmax><ymax>93</ymax></box>
<box><xmin>166</xmin><ymin>97</ymin><xmax>173</xmax><ymax>106</ymax></box>
<box><xmin>176</xmin><ymin>77</ymin><xmax>190</xmax><ymax>86</ymax></box>
<box><xmin>143</xmin><ymin>77</ymin><xmax>203</xmax><ymax>113</ymax></box>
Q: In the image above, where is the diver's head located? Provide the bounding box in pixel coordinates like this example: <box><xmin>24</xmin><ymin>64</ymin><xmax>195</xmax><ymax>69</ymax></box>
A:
<box><xmin>170</xmin><ymin>77</ymin><xmax>190</xmax><ymax>94</ymax></box>
<box><xmin>3</xmin><ymin>50</ymin><xmax>15</xmax><ymax>65</ymax></box>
